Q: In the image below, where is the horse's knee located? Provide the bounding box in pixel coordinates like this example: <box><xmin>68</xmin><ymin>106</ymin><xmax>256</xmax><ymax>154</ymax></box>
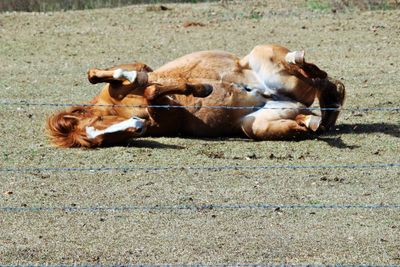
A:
<box><xmin>241</xmin><ymin>116</ymin><xmax>259</xmax><ymax>139</ymax></box>
<box><xmin>143</xmin><ymin>85</ymin><xmax>160</xmax><ymax>100</ymax></box>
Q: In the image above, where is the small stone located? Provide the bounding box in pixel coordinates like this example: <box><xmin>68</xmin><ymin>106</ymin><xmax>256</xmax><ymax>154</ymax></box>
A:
<box><xmin>245</xmin><ymin>153</ymin><xmax>257</xmax><ymax>160</ymax></box>
<box><xmin>274</xmin><ymin>207</ymin><xmax>282</xmax><ymax>213</ymax></box>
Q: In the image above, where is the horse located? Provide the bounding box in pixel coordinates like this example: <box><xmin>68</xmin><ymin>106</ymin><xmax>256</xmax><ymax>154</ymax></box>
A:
<box><xmin>47</xmin><ymin>44</ymin><xmax>345</xmax><ymax>147</ymax></box>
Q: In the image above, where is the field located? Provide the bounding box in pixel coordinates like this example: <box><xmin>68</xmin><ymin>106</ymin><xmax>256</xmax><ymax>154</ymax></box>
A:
<box><xmin>0</xmin><ymin>0</ymin><xmax>399</xmax><ymax>265</ymax></box>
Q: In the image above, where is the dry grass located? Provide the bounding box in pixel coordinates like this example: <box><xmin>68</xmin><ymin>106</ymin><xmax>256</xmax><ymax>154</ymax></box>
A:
<box><xmin>0</xmin><ymin>0</ymin><xmax>219</xmax><ymax>12</ymax></box>
<box><xmin>0</xmin><ymin>0</ymin><xmax>399</xmax><ymax>12</ymax></box>
<box><xmin>0</xmin><ymin>0</ymin><xmax>399</xmax><ymax>264</ymax></box>
<box><xmin>306</xmin><ymin>0</ymin><xmax>399</xmax><ymax>11</ymax></box>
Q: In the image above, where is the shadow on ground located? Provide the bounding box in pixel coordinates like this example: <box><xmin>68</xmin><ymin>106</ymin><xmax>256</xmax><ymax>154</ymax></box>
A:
<box><xmin>318</xmin><ymin>123</ymin><xmax>399</xmax><ymax>149</ymax></box>
<box><xmin>333</xmin><ymin>123</ymin><xmax>400</xmax><ymax>138</ymax></box>
<box><xmin>119</xmin><ymin>123</ymin><xmax>400</xmax><ymax>150</ymax></box>
<box><xmin>126</xmin><ymin>139</ymin><xmax>185</xmax><ymax>149</ymax></box>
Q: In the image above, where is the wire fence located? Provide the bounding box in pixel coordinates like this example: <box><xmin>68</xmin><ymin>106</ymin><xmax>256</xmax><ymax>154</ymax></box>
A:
<box><xmin>1</xmin><ymin>203</ymin><xmax>400</xmax><ymax>213</ymax></box>
<box><xmin>1</xmin><ymin>98</ymin><xmax>399</xmax><ymax>265</ymax></box>
<box><xmin>1</xmin><ymin>101</ymin><xmax>400</xmax><ymax>112</ymax></box>
<box><xmin>2</xmin><ymin>264</ymin><xmax>400</xmax><ymax>267</ymax></box>
<box><xmin>1</xmin><ymin>163</ymin><xmax>399</xmax><ymax>173</ymax></box>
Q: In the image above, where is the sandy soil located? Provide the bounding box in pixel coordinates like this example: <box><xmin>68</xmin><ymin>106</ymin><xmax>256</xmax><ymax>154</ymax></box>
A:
<box><xmin>0</xmin><ymin>0</ymin><xmax>399</xmax><ymax>264</ymax></box>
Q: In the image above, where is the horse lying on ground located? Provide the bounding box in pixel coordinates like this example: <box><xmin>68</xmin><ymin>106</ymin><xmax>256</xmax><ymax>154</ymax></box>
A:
<box><xmin>47</xmin><ymin>44</ymin><xmax>345</xmax><ymax>148</ymax></box>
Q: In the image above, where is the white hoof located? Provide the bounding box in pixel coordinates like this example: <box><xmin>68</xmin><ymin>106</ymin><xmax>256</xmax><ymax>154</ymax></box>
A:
<box><xmin>304</xmin><ymin>115</ymin><xmax>321</xmax><ymax>132</ymax></box>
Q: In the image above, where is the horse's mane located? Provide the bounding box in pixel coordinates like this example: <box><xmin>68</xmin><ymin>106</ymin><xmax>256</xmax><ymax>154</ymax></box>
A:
<box><xmin>46</xmin><ymin>106</ymin><xmax>98</xmax><ymax>148</ymax></box>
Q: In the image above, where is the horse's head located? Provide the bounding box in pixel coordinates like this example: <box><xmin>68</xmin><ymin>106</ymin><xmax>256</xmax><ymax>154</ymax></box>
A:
<box><xmin>46</xmin><ymin>106</ymin><xmax>146</xmax><ymax>148</ymax></box>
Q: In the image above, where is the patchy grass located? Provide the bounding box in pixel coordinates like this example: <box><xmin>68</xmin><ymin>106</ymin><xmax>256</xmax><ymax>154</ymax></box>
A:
<box><xmin>246</xmin><ymin>10</ymin><xmax>264</xmax><ymax>20</ymax></box>
<box><xmin>0</xmin><ymin>0</ymin><xmax>218</xmax><ymax>12</ymax></box>
<box><xmin>306</xmin><ymin>0</ymin><xmax>399</xmax><ymax>12</ymax></box>
<box><xmin>306</xmin><ymin>0</ymin><xmax>331</xmax><ymax>11</ymax></box>
<box><xmin>0</xmin><ymin>0</ymin><xmax>399</xmax><ymax>264</ymax></box>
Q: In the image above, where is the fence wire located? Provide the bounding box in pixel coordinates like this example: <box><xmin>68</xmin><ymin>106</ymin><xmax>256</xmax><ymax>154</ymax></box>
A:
<box><xmin>0</xmin><ymin>163</ymin><xmax>399</xmax><ymax>173</ymax></box>
<box><xmin>1</xmin><ymin>203</ymin><xmax>400</xmax><ymax>213</ymax></box>
<box><xmin>0</xmin><ymin>103</ymin><xmax>398</xmax><ymax>266</ymax></box>
<box><xmin>2</xmin><ymin>265</ymin><xmax>400</xmax><ymax>267</ymax></box>
<box><xmin>0</xmin><ymin>101</ymin><xmax>400</xmax><ymax>112</ymax></box>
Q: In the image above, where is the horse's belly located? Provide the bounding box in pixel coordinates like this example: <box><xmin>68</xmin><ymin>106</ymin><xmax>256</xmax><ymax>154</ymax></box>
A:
<box><xmin>183</xmin><ymin>109</ymin><xmax>245</xmax><ymax>136</ymax></box>
<box><xmin>175</xmin><ymin>82</ymin><xmax>265</xmax><ymax>136</ymax></box>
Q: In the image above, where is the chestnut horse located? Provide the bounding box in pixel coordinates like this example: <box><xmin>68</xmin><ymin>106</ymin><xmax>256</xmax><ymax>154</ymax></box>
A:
<box><xmin>47</xmin><ymin>44</ymin><xmax>345</xmax><ymax>147</ymax></box>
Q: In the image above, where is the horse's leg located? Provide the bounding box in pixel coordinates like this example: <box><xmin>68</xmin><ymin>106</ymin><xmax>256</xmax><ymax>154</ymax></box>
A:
<box><xmin>87</xmin><ymin>63</ymin><xmax>152</xmax><ymax>102</ymax></box>
<box><xmin>240</xmin><ymin>101</ymin><xmax>321</xmax><ymax>140</ymax></box>
<box><xmin>316</xmin><ymin>78</ymin><xmax>346</xmax><ymax>131</ymax></box>
<box><xmin>87</xmin><ymin>63</ymin><xmax>152</xmax><ymax>84</ymax></box>
<box><xmin>88</xmin><ymin>68</ymin><xmax>149</xmax><ymax>86</ymax></box>
<box><xmin>143</xmin><ymin>82</ymin><xmax>213</xmax><ymax>100</ymax></box>
<box><xmin>89</xmin><ymin>65</ymin><xmax>213</xmax><ymax>100</ymax></box>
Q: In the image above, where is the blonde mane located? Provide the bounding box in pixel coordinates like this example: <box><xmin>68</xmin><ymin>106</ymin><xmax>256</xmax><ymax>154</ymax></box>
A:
<box><xmin>46</xmin><ymin>107</ymin><xmax>99</xmax><ymax>148</ymax></box>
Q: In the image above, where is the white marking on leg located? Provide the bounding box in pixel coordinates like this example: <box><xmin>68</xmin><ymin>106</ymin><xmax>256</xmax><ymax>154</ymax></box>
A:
<box><xmin>113</xmin><ymin>69</ymin><xmax>137</xmax><ymax>83</ymax></box>
<box><xmin>285</xmin><ymin>51</ymin><xmax>297</xmax><ymax>64</ymax></box>
<box><xmin>86</xmin><ymin>117</ymin><xmax>145</xmax><ymax>139</ymax></box>
<box><xmin>247</xmin><ymin>60</ymin><xmax>285</xmax><ymax>95</ymax></box>
<box><xmin>285</xmin><ymin>51</ymin><xmax>304</xmax><ymax>64</ymax></box>
<box><xmin>244</xmin><ymin>100</ymin><xmax>305</xmax><ymax>121</ymax></box>
<box><xmin>257</xmin><ymin>70</ymin><xmax>286</xmax><ymax>93</ymax></box>
<box><xmin>122</xmin><ymin>70</ymin><xmax>137</xmax><ymax>83</ymax></box>
<box><xmin>113</xmin><ymin>69</ymin><xmax>124</xmax><ymax>79</ymax></box>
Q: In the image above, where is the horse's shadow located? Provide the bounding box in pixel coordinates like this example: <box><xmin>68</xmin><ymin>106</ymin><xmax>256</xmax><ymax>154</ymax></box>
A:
<box><xmin>317</xmin><ymin>123</ymin><xmax>399</xmax><ymax>149</ymax></box>
<box><xmin>108</xmin><ymin>123</ymin><xmax>398</xmax><ymax>150</ymax></box>
<box><xmin>125</xmin><ymin>139</ymin><xmax>184</xmax><ymax>149</ymax></box>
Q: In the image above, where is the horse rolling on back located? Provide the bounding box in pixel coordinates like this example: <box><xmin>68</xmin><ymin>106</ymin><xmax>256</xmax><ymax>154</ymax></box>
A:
<box><xmin>47</xmin><ymin>44</ymin><xmax>345</xmax><ymax>147</ymax></box>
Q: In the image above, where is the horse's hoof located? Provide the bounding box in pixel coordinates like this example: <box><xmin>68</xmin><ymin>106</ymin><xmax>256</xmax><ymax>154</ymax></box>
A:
<box><xmin>296</xmin><ymin>114</ymin><xmax>321</xmax><ymax>132</ymax></box>
<box><xmin>189</xmin><ymin>83</ymin><xmax>213</xmax><ymax>98</ymax></box>
<box><xmin>319</xmin><ymin>78</ymin><xmax>346</xmax><ymax>130</ymax></box>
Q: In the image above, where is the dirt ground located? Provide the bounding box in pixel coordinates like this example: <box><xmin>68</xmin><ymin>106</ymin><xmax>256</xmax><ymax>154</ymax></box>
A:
<box><xmin>0</xmin><ymin>0</ymin><xmax>399</xmax><ymax>265</ymax></box>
